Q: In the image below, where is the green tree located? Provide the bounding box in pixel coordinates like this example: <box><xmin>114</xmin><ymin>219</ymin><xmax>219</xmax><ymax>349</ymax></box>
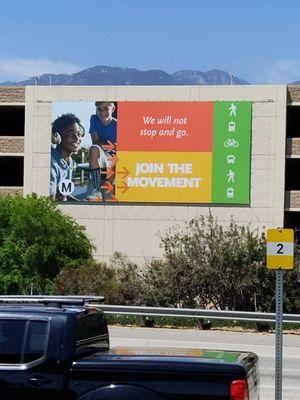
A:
<box><xmin>282</xmin><ymin>269</ymin><xmax>300</xmax><ymax>313</ymax></box>
<box><xmin>0</xmin><ymin>194</ymin><xmax>94</xmax><ymax>294</ymax></box>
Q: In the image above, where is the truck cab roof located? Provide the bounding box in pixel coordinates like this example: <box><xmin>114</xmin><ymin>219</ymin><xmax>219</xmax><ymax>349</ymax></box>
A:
<box><xmin>0</xmin><ymin>295</ymin><xmax>105</xmax><ymax>316</ymax></box>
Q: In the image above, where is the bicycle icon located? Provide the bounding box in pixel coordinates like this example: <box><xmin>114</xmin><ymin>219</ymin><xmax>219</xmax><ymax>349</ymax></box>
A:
<box><xmin>224</xmin><ymin>138</ymin><xmax>239</xmax><ymax>148</ymax></box>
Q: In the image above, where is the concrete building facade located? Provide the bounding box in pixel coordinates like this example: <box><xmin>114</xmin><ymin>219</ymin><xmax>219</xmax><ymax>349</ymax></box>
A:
<box><xmin>0</xmin><ymin>84</ymin><xmax>299</xmax><ymax>263</ymax></box>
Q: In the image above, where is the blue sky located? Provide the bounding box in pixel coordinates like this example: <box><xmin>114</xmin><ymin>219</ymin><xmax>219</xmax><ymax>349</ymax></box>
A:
<box><xmin>0</xmin><ymin>0</ymin><xmax>300</xmax><ymax>84</ymax></box>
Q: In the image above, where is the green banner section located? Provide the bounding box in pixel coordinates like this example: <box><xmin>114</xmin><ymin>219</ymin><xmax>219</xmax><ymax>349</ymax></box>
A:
<box><xmin>202</xmin><ymin>350</ymin><xmax>240</xmax><ymax>362</ymax></box>
<box><xmin>212</xmin><ymin>101</ymin><xmax>252</xmax><ymax>204</ymax></box>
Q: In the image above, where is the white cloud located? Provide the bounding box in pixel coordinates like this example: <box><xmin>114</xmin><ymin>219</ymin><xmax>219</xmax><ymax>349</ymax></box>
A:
<box><xmin>0</xmin><ymin>57</ymin><xmax>85</xmax><ymax>82</ymax></box>
<box><xmin>257</xmin><ymin>59</ymin><xmax>300</xmax><ymax>84</ymax></box>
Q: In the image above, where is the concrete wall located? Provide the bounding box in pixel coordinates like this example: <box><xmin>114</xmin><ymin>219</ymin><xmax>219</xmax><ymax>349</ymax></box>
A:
<box><xmin>24</xmin><ymin>85</ymin><xmax>287</xmax><ymax>263</ymax></box>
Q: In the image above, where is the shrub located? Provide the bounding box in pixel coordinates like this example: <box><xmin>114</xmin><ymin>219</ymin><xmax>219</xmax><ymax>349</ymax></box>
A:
<box><xmin>144</xmin><ymin>213</ymin><xmax>269</xmax><ymax>311</ymax></box>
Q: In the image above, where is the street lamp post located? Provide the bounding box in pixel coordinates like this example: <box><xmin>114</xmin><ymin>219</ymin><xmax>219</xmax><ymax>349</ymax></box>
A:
<box><xmin>29</xmin><ymin>76</ymin><xmax>38</xmax><ymax>85</ymax></box>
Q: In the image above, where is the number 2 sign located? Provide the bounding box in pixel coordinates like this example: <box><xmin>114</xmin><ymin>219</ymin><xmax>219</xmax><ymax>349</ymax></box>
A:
<box><xmin>266</xmin><ymin>229</ymin><xmax>294</xmax><ymax>270</ymax></box>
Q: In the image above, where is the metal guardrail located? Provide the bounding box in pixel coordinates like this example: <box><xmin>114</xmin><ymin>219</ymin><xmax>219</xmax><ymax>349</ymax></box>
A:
<box><xmin>94</xmin><ymin>304</ymin><xmax>300</xmax><ymax>324</ymax></box>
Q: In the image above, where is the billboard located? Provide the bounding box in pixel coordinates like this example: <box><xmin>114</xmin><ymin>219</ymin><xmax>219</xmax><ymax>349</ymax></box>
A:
<box><xmin>50</xmin><ymin>101</ymin><xmax>252</xmax><ymax>204</ymax></box>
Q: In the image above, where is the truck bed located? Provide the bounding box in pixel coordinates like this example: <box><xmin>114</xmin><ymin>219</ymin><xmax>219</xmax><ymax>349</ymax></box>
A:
<box><xmin>71</xmin><ymin>347</ymin><xmax>259</xmax><ymax>400</ymax></box>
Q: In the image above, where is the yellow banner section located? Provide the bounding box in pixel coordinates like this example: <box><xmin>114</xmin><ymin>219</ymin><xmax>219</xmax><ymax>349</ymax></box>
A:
<box><xmin>267</xmin><ymin>229</ymin><xmax>294</xmax><ymax>243</ymax></box>
<box><xmin>266</xmin><ymin>255</ymin><xmax>294</xmax><ymax>270</ymax></box>
<box><xmin>116</xmin><ymin>151</ymin><xmax>212</xmax><ymax>203</ymax></box>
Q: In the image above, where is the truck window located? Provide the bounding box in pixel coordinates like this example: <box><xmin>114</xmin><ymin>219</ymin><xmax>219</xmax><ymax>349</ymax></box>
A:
<box><xmin>0</xmin><ymin>320</ymin><xmax>25</xmax><ymax>363</ymax></box>
<box><xmin>75</xmin><ymin>310</ymin><xmax>108</xmax><ymax>350</ymax></box>
<box><xmin>0</xmin><ymin>319</ymin><xmax>48</xmax><ymax>364</ymax></box>
<box><xmin>23</xmin><ymin>320</ymin><xmax>48</xmax><ymax>363</ymax></box>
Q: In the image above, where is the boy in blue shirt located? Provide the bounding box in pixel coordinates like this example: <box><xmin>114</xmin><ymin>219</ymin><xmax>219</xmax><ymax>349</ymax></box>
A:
<box><xmin>90</xmin><ymin>101</ymin><xmax>117</xmax><ymax>145</ymax></box>
<box><xmin>87</xmin><ymin>101</ymin><xmax>117</xmax><ymax>201</ymax></box>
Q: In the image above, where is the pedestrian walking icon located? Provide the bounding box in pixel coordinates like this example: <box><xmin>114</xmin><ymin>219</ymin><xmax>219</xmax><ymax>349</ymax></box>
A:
<box><xmin>227</xmin><ymin>169</ymin><xmax>235</xmax><ymax>183</ymax></box>
<box><xmin>229</xmin><ymin>103</ymin><xmax>237</xmax><ymax>116</ymax></box>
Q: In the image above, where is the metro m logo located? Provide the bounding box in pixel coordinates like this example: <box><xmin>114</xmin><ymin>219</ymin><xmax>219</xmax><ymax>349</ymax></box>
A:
<box><xmin>58</xmin><ymin>179</ymin><xmax>74</xmax><ymax>196</ymax></box>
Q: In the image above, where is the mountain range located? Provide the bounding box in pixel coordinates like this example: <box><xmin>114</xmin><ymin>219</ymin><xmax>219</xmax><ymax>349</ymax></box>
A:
<box><xmin>0</xmin><ymin>65</ymin><xmax>250</xmax><ymax>86</ymax></box>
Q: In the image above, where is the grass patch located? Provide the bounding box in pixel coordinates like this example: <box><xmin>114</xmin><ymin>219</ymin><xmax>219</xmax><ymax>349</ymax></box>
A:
<box><xmin>106</xmin><ymin>314</ymin><xmax>276</xmax><ymax>331</ymax></box>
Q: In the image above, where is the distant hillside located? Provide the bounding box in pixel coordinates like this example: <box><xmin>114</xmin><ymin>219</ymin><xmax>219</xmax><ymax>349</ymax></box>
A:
<box><xmin>0</xmin><ymin>65</ymin><xmax>250</xmax><ymax>86</ymax></box>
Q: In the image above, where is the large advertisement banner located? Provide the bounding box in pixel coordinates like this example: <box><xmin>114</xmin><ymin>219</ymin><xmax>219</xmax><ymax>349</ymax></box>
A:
<box><xmin>50</xmin><ymin>101</ymin><xmax>251</xmax><ymax>204</ymax></box>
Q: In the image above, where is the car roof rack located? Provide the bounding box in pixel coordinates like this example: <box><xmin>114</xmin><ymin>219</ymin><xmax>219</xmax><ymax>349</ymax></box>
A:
<box><xmin>0</xmin><ymin>295</ymin><xmax>105</xmax><ymax>307</ymax></box>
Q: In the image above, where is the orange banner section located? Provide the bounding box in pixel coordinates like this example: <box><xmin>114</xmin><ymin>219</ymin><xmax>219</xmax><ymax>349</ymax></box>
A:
<box><xmin>116</xmin><ymin>151</ymin><xmax>212</xmax><ymax>203</ymax></box>
<box><xmin>117</xmin><ymin>102</ymin><xmax>213</xmax><ymax>152</ymax></box>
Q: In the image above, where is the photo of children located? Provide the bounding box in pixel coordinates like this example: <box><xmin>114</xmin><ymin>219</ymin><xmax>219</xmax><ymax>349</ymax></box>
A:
<box><xmin>87</xmin><ymin>101</ymin><xmax>117</xmax><ymax>201</ymax></box>
<box><xmin>50</xmin><ymin>101</ymin><xmax>118</xmax><ymax>202</ymax></box>
<box><xmin>50</xmin><ymin>113</ymin><xmax>85</xmax><ymax>201</ymax></box>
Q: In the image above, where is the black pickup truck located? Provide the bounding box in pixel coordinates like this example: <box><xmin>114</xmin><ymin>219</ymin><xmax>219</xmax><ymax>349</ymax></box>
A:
<box><xmin>0</xmin><ymin>296</ymin><xmax>259</xmax><ymax>400</ymax></box>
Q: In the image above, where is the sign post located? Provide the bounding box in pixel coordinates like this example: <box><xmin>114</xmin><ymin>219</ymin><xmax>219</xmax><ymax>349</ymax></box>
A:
<box><xmin>266</xmin><ymin>229</ymin><xmax>294</xmax><ymax>400</ymax></box>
